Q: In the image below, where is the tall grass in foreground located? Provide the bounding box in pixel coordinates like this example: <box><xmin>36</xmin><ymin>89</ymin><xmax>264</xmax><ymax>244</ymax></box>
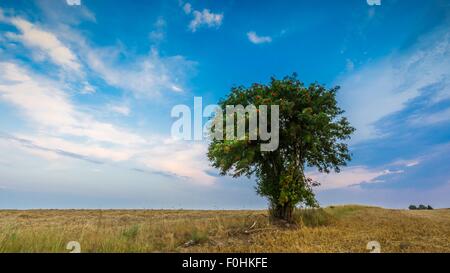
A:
<box><xmin>0</xmin><ymin>206</ymin><xmax>449</xmax><ymax>253</ymax></box>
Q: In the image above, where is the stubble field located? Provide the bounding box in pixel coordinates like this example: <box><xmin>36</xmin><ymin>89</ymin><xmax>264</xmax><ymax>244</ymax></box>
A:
<box><xmin>0</xmin><ymin>205</ymin><xmax>449</xmax><ymax>253</ymax></box>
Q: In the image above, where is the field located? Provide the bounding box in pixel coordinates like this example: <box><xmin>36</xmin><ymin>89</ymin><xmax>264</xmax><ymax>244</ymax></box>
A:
<box><xmin>0</xmin><ymin>205</ymin><xmax>449</xmax><ymax>253</ymax></box>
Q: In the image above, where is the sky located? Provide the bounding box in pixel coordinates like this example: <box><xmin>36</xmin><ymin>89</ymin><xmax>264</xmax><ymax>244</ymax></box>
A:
<box><xmin>0</xmin><ymin>0</ymin><xmax>449</xmax><ymax>209</ymax></box>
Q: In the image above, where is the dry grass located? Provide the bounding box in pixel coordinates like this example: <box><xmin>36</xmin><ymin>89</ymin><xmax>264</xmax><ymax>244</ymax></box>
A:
<box><xmin>0</xmin><ymin>206</ymin><xmax>448</xmax><ymax>253</ymax></box>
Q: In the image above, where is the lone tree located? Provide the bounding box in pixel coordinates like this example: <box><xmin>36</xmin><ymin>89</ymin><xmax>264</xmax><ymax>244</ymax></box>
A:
<box><xmin>207</xmin><ymin>74</ymin><xmax>355</xmax><ymax>222</ymax></box>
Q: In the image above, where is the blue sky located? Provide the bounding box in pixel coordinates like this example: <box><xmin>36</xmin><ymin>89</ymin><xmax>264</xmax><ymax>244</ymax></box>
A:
<box><xmin>0</xmin><ymin>0</ymin><xmax>449</xmax><ymax>209</ymax></box>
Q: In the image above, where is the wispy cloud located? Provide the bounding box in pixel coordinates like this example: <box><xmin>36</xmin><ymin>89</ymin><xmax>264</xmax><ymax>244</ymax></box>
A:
<box><xmin>66</xmin><ymin>0</ymin><xmax>81</xmax><ymax>6</ymax></box>
<box><xmin>0</xmin><ymin>61</ymin><xmax>213</xmax><ymax>185</ymax></box>
<box><xmin>0</xmin><ymin>133</ymin><xmax>104</xmax><ymax>164</ymax></box>
<box><xmin>0</xmin><ymin>10</ymin><xmax>94</xmax><ymax>94</ymax></box>
<box><xmin>410</xmin><ymin>107</ymin><xmax>450</xmax><ymax>126</ymax></box>
<box><xmin>309</xmin><ymin>166</ymin><xmax>404</xmax><ymax>190</ymax></box>
<box><xmin>84</xmin><ymin>46</ymin><xmax>193</xmax><ymax>96</ymax></box>
<box><xmin>0</xmin><ymin>62</ymin><xmax>144</xmax><ymax>145</ymax></box>
<box><xmin>0</xmin><ymin>62</ymin><xmax>215</xmax><ymax>185</ymax></box>
<box><xmin>391</xmin><ymin>159</ymin><xmax>420</xmax><ymax>168</ymax></box>
<box><xmin>138</xmin><ymin>139</ymin><xmax>214</xmax><ymax>185</ymax></box>
<box><xmin>150</xmin><ymin>17</ymin><xmax>167</xmax><ymax>43</ymax></box>
<box><xmin>337</xmin><ymin>27</ymin><xmax>450</xmax><ymax>143</ymax></box>
<box><xmin>37</xmin><ymin>0</ymin><xmax>95</xmax><ymax>24</ymax></box>
<box><xmin>247</xmin><ymin>31</ymin><xmax>272</xmax><ymax>44</ymax></box>
<box><xmin>5</xmin><ymin>17</ymin><xmax>81</xmax><ymax>72</ymax></box>
<box><xmin>0</xmin><ymin>6</ymin><xmax>215</xmax><ymax>185</ymax></box>
<box><xmin>108</xmin><ymin>104</ymin><xmax>131</xmax><ymax>116</ymax></box>
<box><xmin>1</xmin><ymin>9</ymin><xmax>194</xmax><ymax>98</ymax></box>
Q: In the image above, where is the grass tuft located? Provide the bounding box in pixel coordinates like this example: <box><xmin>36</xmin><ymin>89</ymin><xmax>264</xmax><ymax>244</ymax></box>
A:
<box><xmin>122</xmin><ymin>225</ymin><xmax>139</xmax><ymax>240</ymax></box>
<box><xmin>187</xmin><ymin>229</ymin><xmax>209</xmax><ymax>245</ymax></box>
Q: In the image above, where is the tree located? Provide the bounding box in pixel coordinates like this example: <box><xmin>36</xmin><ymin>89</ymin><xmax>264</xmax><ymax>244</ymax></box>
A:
<box><xmin>418</xmin><ymin>204</ymin><xmax>427</xmax><ymax>210</ymax></box>
<box><xmin>207</xmin><ymin>74</ymin><xmax>355</xmax><ymax>222</ymax></box>
<box><xmin>409</xmin><ymin>205</ymin><xmax>417</xmax><ymax>210</ymax></box>
<box><xmin>427</xmin><ymin>205</ymin><xmax>433</xmax><ymax>210</ymax></box>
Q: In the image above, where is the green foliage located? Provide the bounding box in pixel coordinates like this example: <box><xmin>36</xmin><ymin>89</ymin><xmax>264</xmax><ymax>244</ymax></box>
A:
<box><xmin>122</xmin><ymin>225</ymin><xmax>139</xmax><ymax>240</ymax></box>
<box><xmin>207</xmin><ymin>74</ymin><xmax>355</xmax><ymax>221</ymax></box>
<box><xmin>418</xmin><ymin>204</ymin><xmax>428</xmax><ymax>210</ymax></box>
<box><xmin>410</xmin><ymin>204</ymin><xmax>433</xmax><ymax>210</ymax></box>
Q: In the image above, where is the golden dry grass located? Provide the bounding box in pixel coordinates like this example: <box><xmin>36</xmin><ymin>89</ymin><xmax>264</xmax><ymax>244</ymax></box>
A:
<box><xmin>0</xmin><ymin>205</ymin><xmax>448</xmax><ymax>253</ymax></box>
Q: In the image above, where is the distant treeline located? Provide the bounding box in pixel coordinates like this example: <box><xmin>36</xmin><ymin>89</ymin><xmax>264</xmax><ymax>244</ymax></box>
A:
<box><xmin>409</xmin><ymin>204</ymin><xmax>433</xmax><ymax>210</ymax></box>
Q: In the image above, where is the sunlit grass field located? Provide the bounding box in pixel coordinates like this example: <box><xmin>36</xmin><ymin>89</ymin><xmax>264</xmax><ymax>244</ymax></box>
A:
<box><xmin>0</xmin><ymin>205</ymin><xmax>449</xmax><ymax>253</ymax></box>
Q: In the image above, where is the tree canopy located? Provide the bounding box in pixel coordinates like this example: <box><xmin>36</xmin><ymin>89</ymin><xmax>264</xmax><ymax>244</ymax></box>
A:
<box><xmin>207</xmin><ymin>74</ymin><xmax>355</xmax><ymax>221</ymax></box>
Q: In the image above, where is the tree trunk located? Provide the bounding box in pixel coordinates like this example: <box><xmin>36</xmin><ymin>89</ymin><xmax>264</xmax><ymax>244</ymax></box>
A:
<box><xmin>271</xmin><ymin>203</ymin><xmax>294</xmax><ymax>222</ymax></box>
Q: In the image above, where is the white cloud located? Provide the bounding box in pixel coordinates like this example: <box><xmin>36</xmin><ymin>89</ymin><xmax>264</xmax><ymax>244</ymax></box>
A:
<box><xmin>1</xmin><ymin>12</ymin><xmax>96</xmax><ymax>94</ymax></box>
<box><xmin>0</xmin><ymin>61</ymin><xmax>215</xmax><ymax>185</ymax></box>
<box><xmin>391</xmin><ymin>159</ymin><xmax>420</xmax><ymax>168</ymax></box>
<box><xmin>0</xmin><ymin>8</ymin><xmax>212</xmax><ymax>185</ymax></box>
<box><xmin>23</xmin><ymin>134</ymin><xmax>134</xmax><ymax>162</ymax></box>
<box><xmin>0</xmin><ymin>62</ymin><xmax>215</xmax><ymax>185</ymax></box>
<box><xmin>138</xmin><ymin>140</ymin><xmax>215</xmax><ymax>185</ymax></box>
<box><xmin>48</xmin><ymin>21</ymin><xmax>193</xmax><ymax>97</ymax></box>
<box><xmin>36</xmin><ymin>0</ymin><xmax>95</xmax><ymax>24</ymax></box>
<box><xmin>66</xmin><ymin>0</ymin><xmax>81</xmax><ymax>6</ymax></box>
<box><xmin>108</xmin><ymin>104</ymin><xmax>131</xmax><ymax>116</ymax></box>
<box><xmin>0</xmin><ymin>62</ymin><xmax>143</xmax><ymax>145</ymax></box>
<box><xmin>2</xmin><ymin>11</ymin><xmax>191</xmax><ymax>97</ymax></box>
<box><xmin>247</xmin><ymin>31</ymin><xmax>272</xmax><ymax>44</ymax></box>
<box><xmin>183</xmin><ymin>3</ymin><xmax>192</xmax><ymax>14</ymax></box>
<box><xmin>150</xmin><ymin>17</ymin><xmax>166</xmax><ymax>43</ymax></box>
<box><xmin>81</xmin><ymin>82</ymin><xmax>95</xmax><ymax>94</ymax></box>
<box><xmin>188</xmin><ymin>8</ymin><xmax>223</xmax><ymax>32</ymax></box>
<box><xmin>85</xmin><ymin>47</ymin><xmax>192</xmax><ymax>97</ymax></box>
<box><xmin>337</xmin><ymin>28</ymin><xmax>450</xmax><ymax>143</ymax></box>
<box><xmin>309</xmin><ymin>166</ymin><xmax>403</xmax><ymax>190</ymax></box>
<box><xmin>8</xmin><ymin>18</ymin><xmax>81</xmax><ymax>72</ymax></box>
